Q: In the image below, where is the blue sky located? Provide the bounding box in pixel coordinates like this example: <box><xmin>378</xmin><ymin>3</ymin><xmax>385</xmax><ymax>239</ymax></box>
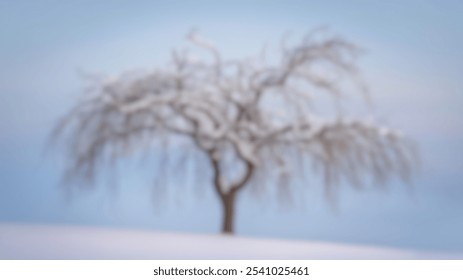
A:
<box><xmin>1</xmin><ymin>0</ymin><xmax>463</xmax><ymax>253</ymax></box>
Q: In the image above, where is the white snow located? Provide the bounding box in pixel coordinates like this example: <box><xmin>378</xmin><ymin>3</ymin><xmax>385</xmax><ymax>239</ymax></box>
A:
<box><xmin>0</xmin><ymin>223</ymin><xmax>460</xmax><ymax>260</ymax></box>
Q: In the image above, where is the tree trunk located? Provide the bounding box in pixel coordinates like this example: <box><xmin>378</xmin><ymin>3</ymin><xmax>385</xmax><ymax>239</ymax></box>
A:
<box><xmin>208</xmin><ymin>150</ymin><xmax>254</xmax><ymax>235</ymax></box>
<box><xmin>221</xmin><ymin>192</ymin><xmax>236</xmax><ymax>234</ymax></box>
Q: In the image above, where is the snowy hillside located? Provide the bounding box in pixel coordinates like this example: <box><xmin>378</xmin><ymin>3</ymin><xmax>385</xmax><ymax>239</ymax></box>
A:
<box><xmin>0</xmin><ymin>223</ymin><xmax>460</xmax><ymax>259</ymax></box>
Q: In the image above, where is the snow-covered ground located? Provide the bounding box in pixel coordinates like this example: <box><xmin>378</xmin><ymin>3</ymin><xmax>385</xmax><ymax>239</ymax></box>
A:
<box><xmin>0</xmin><ymin>223</ymin><xmax>461</xmax><ymax>259</ymax></box>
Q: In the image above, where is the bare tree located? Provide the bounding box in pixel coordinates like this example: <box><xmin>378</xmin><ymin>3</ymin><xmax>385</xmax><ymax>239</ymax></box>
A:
<box><xmin>52</xmin><ymin>30</ymin><xmax>417</xmax><ymax>234</ymax></box>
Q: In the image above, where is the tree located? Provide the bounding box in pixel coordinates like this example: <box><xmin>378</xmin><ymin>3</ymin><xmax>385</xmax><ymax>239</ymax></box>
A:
<box><xmin>52</xmin><ymin>30</ymin><xmax>417</xmax><ymax>234</ymax></box>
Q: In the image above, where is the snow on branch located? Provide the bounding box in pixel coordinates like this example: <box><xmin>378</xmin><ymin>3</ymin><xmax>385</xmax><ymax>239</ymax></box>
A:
<box><xmin>52</xmin><ymin>30</ymin><xmax>417</xmax><ymax>200</ymax></box>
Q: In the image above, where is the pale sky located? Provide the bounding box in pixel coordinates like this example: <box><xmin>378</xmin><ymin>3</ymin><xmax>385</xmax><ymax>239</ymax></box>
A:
<box><xmin>0</xmin><ymin>0</ymin><xmax>462</xmax><ymax>253</ymax></box>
